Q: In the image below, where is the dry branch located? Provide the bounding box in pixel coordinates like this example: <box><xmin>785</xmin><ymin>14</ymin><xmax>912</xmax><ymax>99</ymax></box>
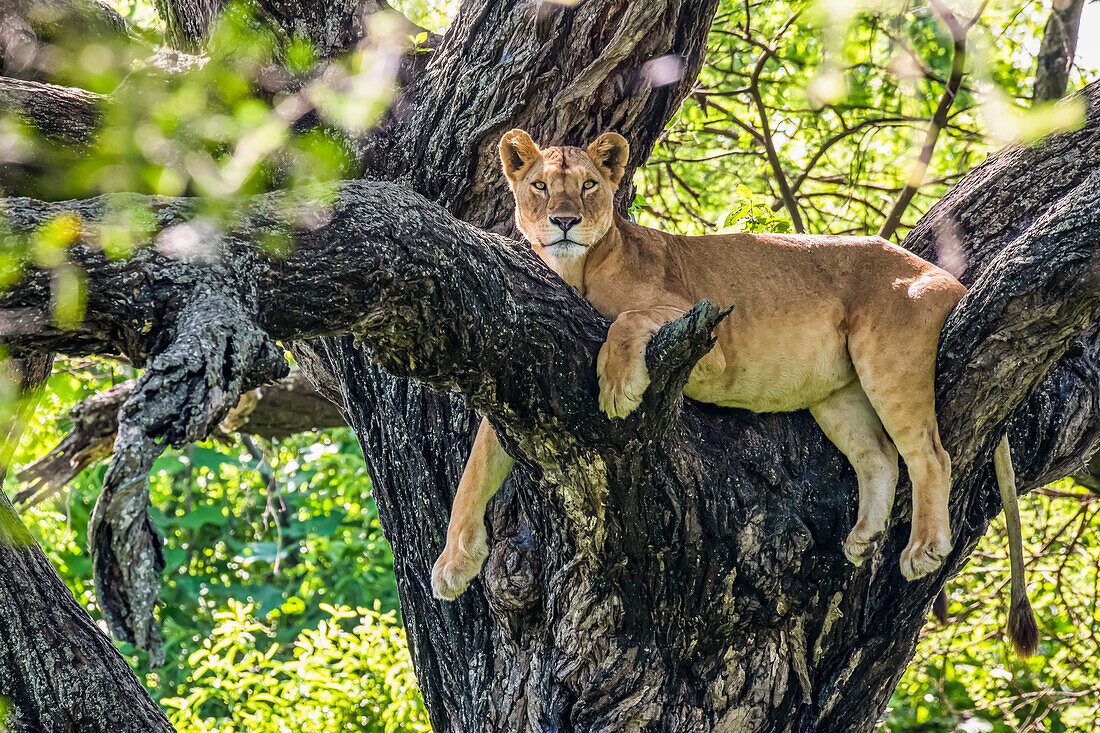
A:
<box><xmin>13</xmin><ymin>369</ymin><xmax>345</xmax><ymax>508</ymax></box>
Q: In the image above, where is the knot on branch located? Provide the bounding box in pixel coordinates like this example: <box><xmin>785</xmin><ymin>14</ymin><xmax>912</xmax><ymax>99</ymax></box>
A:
<box><xmin>483</xmin><ymin>528</ymin><xmax>541</xmax><ymax>618</ymax></box>
<box><xmin>639</xmin><ymin>299</ymin><xmax>732</xmax><ymax>430</ymax></box>
<box><xmin>89</xmin><ymin>290</ymin><xmax>287</xmax><ymax>664</ymax></box>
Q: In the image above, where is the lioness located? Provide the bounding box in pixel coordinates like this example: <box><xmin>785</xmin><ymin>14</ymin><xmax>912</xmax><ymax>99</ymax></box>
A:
<box><xmin>431</xmin><ymin>129</ymin><xmax>1037</xmax><ymax>655</ymax></box>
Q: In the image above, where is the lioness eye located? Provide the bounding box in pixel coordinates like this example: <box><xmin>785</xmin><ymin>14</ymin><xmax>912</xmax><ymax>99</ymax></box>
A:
<box><xmin>532</xmin><ymin>181</ymin><xmax>546</xmax><ymax>190</ymax></box>
<box><xmin>583</xmin><ymin>180</ymin><xmax>597</xmax><ymax>190</ymax></box>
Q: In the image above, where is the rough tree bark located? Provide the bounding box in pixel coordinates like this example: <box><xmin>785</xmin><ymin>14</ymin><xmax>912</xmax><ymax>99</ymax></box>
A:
<box><xmin>2</xmin><ymin>1</ymin><xmax>1100</xmax><ymax>732</ymax></box>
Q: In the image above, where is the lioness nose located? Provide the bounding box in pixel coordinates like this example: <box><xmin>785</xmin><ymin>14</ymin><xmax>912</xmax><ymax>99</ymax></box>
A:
<box><xmin>549</xmin><ymin>216</ymin><xmax>580</xmax><ymax>232</ymax></box>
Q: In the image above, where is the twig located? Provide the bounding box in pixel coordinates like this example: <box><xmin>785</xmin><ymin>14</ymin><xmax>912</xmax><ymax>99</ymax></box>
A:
<box><xmin>877</xmin><ymin>0</ymin><xmax>988</xmax><ymax>240</ymax></box>
<box><xmin>744</xmin><ymin>11</ymin><xmax>805</xmax><ymax>232</ymax></box>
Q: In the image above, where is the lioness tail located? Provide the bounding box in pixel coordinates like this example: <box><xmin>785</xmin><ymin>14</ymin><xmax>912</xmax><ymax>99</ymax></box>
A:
<box><xmin>993</xmin><ymin>436</ymin><xmax>1039</xmax><ymax>657</ymax></box>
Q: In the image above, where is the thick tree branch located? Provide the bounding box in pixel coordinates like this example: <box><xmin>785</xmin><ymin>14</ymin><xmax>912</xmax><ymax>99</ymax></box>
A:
<box><xmin>0</xmin><ymin>182</ymin><xmax>726</xmax><ymax>450</ymax></box>
<box><xmin>0</xmin><ymin>77</ymin><xmax>104</xmax><ymax>145</ymax></box>
<box><xmin>937</xmin><ymin>166</ymin><xmax>1100</xmax><ymax>473</ymax></box>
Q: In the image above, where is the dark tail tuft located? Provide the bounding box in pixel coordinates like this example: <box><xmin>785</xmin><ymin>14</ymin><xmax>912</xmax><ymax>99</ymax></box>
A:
<box><xmin>1008</xmin><ymin>595</ymin><xmax>1039</xmax><ymax>657</ymax></box>
<box><xmin>932</xmin><ymin>589</ymin><xmax>948</xmax><ymax>624</ymax></box>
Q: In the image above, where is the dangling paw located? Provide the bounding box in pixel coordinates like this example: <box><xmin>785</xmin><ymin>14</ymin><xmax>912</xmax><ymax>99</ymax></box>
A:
<box><xmin>431</xmin><ymin>525</ymin><xmax>488</xmax><ymax>600</ymax></box>
<box><xmin>899</xmin><ymin>529</ymin><xmax>951</xmax><ymax>580</ymax></box>
<box><xmin>843</xmin><ymin>522</ymin><xmax>885</xmax><ymax>566</ymax></box>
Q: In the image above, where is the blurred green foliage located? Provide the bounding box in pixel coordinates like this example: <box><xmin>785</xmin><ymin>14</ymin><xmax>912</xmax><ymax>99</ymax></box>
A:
<box><xmin>2</xmin><ymin>0</ymin><xmax>1100</xmax><ymax>731</ymax></box>
<box><xmin>888</xmin><ymin>482</ymin><xmax>1100</xmax><ymax>732</ymax></box>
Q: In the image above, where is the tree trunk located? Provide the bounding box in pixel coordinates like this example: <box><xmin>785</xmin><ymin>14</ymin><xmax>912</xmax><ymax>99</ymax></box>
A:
<box><xmin>0</xmin><ymin>356</ymin><xmax>174</xmax><ymax>733</ymax></box>
<box><xmin>0</xmin><ymin>493</ymin><xmax>175</xmax><ymax>733</ymax></box>
<box><xmin>304</xmin><ymin>86</ymin><xmax>1100</xmax><ymax>731</ymax></box>
<box><xmin>2</xmin><ymin>1</ymin><xmax>1100</xmax><ymax>731</ymax></box>
<box><xmin>1033</xmin><ymin>0</ymin><xmax>1087</xmax><ymax>103</ymax></box>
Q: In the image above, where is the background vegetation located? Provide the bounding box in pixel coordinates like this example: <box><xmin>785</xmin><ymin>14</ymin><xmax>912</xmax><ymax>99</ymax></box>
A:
<box><xmin>2</xmin><ymin>0</ymin><xmax>1099</xmax><ymax>730</ymax></box>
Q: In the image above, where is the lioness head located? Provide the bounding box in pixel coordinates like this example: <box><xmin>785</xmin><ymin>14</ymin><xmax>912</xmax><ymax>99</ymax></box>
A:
<box><xmin>499</xmin><ymin>129</ymin><xmax>629</xmax><ymax>258</ymax></box>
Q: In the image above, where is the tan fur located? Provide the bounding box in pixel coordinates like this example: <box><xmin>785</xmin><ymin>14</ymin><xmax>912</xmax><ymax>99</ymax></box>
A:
<box><xmin>431</xmin><ymin>129</ymin><xmax>969</xmax><ymax>602</ymax></box>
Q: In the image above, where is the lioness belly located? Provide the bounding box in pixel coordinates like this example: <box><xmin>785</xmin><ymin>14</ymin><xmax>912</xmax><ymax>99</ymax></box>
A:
<box><xmin>683</xmin><ymin>309</ymin><xmax>855</xmax><ymax>413</ymax></box>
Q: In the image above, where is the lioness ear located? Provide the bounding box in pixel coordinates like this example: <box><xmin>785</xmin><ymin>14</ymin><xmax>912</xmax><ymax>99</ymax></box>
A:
<box><xmin>586</xmin><ymin>132</ymin><xmax>629</xmax><ymax>186</ymax></box>
<box><xmin>499</xmin><ymin>129</ymin><xmax>541</xmax><ymax>182</ymax></box>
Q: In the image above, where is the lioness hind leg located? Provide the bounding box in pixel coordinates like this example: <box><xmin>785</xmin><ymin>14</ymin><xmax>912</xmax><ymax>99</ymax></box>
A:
<box><xmin>810</xmin><ymin>381</ymin><xmax>899</xmax><ymax>566</ymax></box>
<box><xmin>848</xmin><ymin>287</ymin><xmax>959</xmax><ymax>581</ymax></box>
<box><xmin>893</xmin><ymin>427</ymin><xmax>952</xmax><ymax>581</ymax></box>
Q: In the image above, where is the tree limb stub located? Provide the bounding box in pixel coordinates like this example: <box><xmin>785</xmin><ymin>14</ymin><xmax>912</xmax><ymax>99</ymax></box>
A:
<box><xmin>87</xmin><ymin>289</ymin><xmax>286</xmax><ymax>661</ymax></box>
<box><xmin>643</xmin><ymin>299</ymin><xmax>733</xmax><ymax>430</ymax></box>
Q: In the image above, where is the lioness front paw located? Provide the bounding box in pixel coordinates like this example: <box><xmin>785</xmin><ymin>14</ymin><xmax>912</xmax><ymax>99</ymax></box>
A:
<box><xmin>899</xmin><ymin>530</ymin><xmax>951</xmax><ymax>580</ymax></box>
<box><xmin>842</xmin><ymin>523</ymin><xmax>885</xmax><ymax>567</ymax></box>
<box><xmin>597</xmin><ymin>350</ymin><xmax>650</xmax><ymax>419</ymax></box>
<box><xmin>431</xmin><ymin>526</ymin><xmax>488</xmax><ymax>600</ymax></box>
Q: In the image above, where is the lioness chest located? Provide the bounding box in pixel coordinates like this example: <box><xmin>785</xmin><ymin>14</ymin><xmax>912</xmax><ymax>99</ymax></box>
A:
<box><xmin>579</xmin><ymin>229</ymin><xmax>961</xmax><ymax>414</ymax></box>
